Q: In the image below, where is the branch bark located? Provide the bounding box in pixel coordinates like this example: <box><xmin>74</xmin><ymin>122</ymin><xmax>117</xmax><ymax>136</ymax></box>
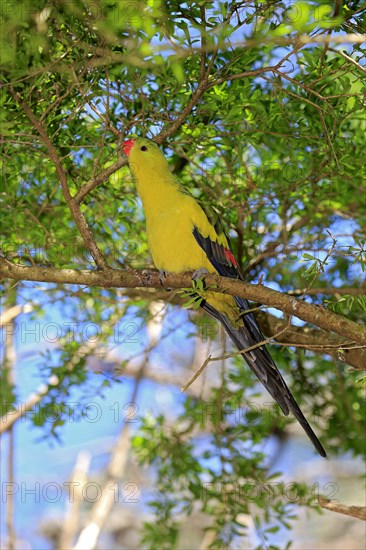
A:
<box><xmin>318</xmin><ymin>497</ymin><xmax>366</xmax><ymax>521</ymax></box>
<box><xmin>287</xmin><ymin>287</ymin><xmax>366</xmax><ymax>296</ymax></box>
<box><xmin>258</xmin><ymin>312</ymin><xmax>366</xmax><ymax>371</ymax></box>
<box><xmin>1</xmin><ymin>257</ymin><xmax>365</xmax><ymax>346</ymax></box>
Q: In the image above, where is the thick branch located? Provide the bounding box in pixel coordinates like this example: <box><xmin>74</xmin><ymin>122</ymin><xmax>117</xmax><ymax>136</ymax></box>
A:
<box><xmin>88</xmin><ymin>287</ymin><xmax>366</xmax><ymax>370</ymax></box>
<box><xmin>259</xmin><ymin>313</ymin><xmax>366</xmax><ymax>371</ymax></box>
<box><xmin>0</xmin><ymin>304</ymin><xmax>33</xmax><ymax>326</ymax></box>
<box><xmin>1</xmin><ymin>258</ymin><xmax>365</xmax><ymax>346</ymax></box>
<box><xmin>318</xmin><ymin>497</ymin><xmax>366</xmax><ymax>521</ymax></box>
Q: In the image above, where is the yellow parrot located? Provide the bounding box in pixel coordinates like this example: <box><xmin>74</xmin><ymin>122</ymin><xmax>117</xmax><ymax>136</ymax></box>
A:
<box><xmin>122</xmin><ymin>136</ymin><xmax>326</xmax><ymax>457</ymax></box>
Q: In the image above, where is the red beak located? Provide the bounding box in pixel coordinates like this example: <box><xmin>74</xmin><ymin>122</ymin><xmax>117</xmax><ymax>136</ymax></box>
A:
<box><xmin>122</xmin><ymin>139</ymin><xmax>135</xmax><ymax>157</ymax></box>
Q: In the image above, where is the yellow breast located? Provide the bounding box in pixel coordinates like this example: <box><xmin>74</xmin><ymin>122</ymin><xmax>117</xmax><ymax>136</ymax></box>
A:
<box><xmin>146</xmin><ymin>200</ymin><xmax>216</xmax><ymax>273</ymax></box>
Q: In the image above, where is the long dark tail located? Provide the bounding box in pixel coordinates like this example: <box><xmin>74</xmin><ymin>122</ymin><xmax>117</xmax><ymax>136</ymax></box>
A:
<box><xmin>202</xmin><ymin>300</ymin><xmax>327</xmax><ymax>457</ymax></box>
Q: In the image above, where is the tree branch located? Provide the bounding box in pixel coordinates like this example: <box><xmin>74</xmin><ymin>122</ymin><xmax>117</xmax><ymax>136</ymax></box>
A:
<box><xmin>10</xmin><ymin>89</ymin><xmax>108</xmax><ymax>270</ymax></box>
<box><xmin>1</xmin><ymin>258</ymin><xmax>365</xmax><ymax>346</ymax></box>
<box><xmin>74</xmin><ymin>157</ymin><xmax>128</xmax><ymax>204</ymax></box>
<box><xmin>329</xmin><ymin>47</ymin><xmax>366</xmax><ymax>76</ymax></box>
<box><xmin>72</xmin><ymin>33</ymin><xmax>359</xmax><ymax>205</ymax></box>
<box><xmin>259</xmin><ymin>312</ymin><xmax>366</xmax><ymax>371</ymax></box>
<box><xmin>78</xmin><ymin>286</ymin><xmax>366</xmax><ymax>370</ymax></box>
<box><xmin>288</xmin><ymin>287</ymin><xmax>366</xmax><ymax>296</ymax></box>
<box><xmin>0</xmin><ymin>377</ymin><xmax>58</xmax><ymax>435</ymax></box>
<box><xmin>0</xmin><ymin>304</ymin><xmax>33</xmax><ymax>326</ymax></box>
<box><xmin>318</xmin><ymin>497</ymin><xmax>366</xmax><ymax>521</ymax></box>
<box><xmin>59</xmin><ymin>452</ymin><xmax>91</xmax><ymax>550</ymax></box>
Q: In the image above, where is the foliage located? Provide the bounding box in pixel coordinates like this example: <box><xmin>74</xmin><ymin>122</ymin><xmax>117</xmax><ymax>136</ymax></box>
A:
<box><xmin>1</xmin><ymin>1</ymin><xmax>365</xmax><ymax>548</ymax></box>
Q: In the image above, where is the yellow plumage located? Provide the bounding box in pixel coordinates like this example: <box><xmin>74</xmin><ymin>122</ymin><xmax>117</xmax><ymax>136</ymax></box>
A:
<box><xmin>126</xmin><ymin>137</ymin><xmax>240</xmax><ymax>321</ymax></box>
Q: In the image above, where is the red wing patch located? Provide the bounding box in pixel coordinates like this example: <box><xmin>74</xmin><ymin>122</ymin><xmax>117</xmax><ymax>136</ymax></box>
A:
<box><xmin>193</xmin><ymin>227</ymin><xmax>243</xmax><ymax>280</ymax></box>
<box><xmin>224</xmin><ymin>248</ymin><xmax>238</xmax><ymax>267</ymax></box>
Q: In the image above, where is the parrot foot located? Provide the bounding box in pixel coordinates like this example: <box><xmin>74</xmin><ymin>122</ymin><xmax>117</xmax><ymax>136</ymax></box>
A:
<box><xmin>192</xmin><ymin>268</ymin><xmax>209</xmax><ymax>283</ymax></box>
<box><xmin>159</xmin><ymin>270</ymin><xmax>172</xmax><ymax>291</ymax></box>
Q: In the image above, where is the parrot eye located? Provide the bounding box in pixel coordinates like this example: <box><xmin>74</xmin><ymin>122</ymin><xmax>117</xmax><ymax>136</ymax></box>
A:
<box><xmin>141</xmin><ymin>146</ymin><xmax>148</xmax><ymax>151</ymax></box>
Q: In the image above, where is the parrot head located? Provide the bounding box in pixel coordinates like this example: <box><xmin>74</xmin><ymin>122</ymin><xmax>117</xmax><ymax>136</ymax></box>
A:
<box><xmin>122</xmin><ymin>137</ymin><xmax>168</xmax><ymax>177</ymax></box>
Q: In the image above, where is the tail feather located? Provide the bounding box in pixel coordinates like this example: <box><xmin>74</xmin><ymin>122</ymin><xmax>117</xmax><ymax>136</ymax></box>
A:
<box><xmin>201</xmin><ymin>301</ymin><xmax>327</xmax><ymax>457</ymax></box>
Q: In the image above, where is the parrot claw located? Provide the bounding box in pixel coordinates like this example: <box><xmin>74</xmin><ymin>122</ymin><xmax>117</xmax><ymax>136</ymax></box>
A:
<box><xmin>192</xmin><ymin>268</ymin><xmax>209</xmax><ymax>282</ymax></box>
<box><xmin>159</xmin><ymin>270</ymin><xmax>172</xmax><ymax>291</ymax></box>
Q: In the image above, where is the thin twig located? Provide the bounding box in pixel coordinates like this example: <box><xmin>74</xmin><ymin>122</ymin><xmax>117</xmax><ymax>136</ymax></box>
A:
<box><xmin>301</xmin><ymin>230</ymin><xmax>338</xmax><ymax>296</ymax></box>
<box><xmin>274</xmin><ymin>341</ymin><xmax>365</xmax><ymax>351</ymax></box>
<box><xmin>199</xmin><ymin>5</ymin><xmax>207</xmax><ymax>80</ymax></box>
<box><xmin>75</xmin><ymin>74</ymin><xmax>211</xmax><ymax>203</ymax></box>
<box><xmin>329</xmin><ymin>48</ymin><xmax>366</xmax><ymax>75</ymax></box>
<box><xmin>181</xmin><ymin>322</ymin><xmax>291</xmax><ymax>393</ymax></box>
